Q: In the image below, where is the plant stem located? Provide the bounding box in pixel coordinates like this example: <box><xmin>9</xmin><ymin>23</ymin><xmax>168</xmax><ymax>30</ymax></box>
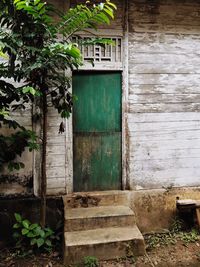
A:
<box><xmin>40</xmin><ymin>92</ymin><xmax>47</xmax><ymax>227</ymax></box>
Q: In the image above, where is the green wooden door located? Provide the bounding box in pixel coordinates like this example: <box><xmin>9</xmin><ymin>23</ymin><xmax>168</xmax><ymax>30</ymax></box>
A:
<box><xmin>73</xmin><ymin>71</ymin><xmax>122</xmax><ymax>192</ymax></box>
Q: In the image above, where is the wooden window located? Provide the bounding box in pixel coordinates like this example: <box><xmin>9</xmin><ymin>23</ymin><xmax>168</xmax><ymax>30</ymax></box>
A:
<box><xmin>72</xmin><ymin>36</ymin><xmax>122</xmax><ymax>63</ymax></box>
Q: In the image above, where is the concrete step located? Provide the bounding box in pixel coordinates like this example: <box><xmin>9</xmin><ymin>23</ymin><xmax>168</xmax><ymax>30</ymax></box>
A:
<box><xmin>63</xmin><ymin>190</ymin><xmax>129</xmax><ymax>209</ymax></box>
<box><xmin>65</xmin><ymin>205</ymin><xmax>135</xmax><ymax>231</ymax></box>
<box><xmin>64</xmin><ymin>226</ymin><xmax>145</xmax><ymax>265</ymax></box>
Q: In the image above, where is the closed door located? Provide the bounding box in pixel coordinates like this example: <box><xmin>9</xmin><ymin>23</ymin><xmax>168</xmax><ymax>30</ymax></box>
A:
<box><xmin>73</xmin><ymin>71</ymin><xmax>122</xmax><ymax>192</ymax></box>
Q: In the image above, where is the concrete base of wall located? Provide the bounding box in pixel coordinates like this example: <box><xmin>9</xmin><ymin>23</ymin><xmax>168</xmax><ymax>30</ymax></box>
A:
<box><xmin>1</xmin><ymin>187</ymin><xmax>200</xmax><ymax>247</ymax></box>
<box><xmin>130</xmin><ymin>186</ymin><xmax>200</xmax><ymax>233</ymax></box>
<box><xmin>64</xmin><ymin>187</ymin><xmax>200</xmax><ymax>233</ymax></box>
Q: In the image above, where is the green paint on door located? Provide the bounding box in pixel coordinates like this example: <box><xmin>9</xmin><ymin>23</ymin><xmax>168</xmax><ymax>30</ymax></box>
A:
<box><xmin>73</xmin><ymin>72</ymin><xmax>122</xmax><ymax>192</ymax></box>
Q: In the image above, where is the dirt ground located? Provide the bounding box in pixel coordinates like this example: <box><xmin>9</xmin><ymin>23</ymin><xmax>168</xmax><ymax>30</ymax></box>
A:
<box><xmin>1</xmin><ymin>239</ymin><xmax>200</xmax><ymax>267</ymax></box>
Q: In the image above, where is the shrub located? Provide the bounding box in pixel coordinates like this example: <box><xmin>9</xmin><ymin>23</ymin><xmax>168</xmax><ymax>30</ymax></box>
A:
<box><xmin>13</xmin><ymin>213</ymin><xmax>55</xmax><ymax>252</ymax></box>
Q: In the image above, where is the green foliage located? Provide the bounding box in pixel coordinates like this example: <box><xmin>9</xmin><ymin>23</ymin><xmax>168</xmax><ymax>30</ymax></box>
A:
<box><xmin>13</xmin><ymin>213</ymin><xmax>55</xmax><ymax>252</ymax></box>
<box><xmin>59</xmin><ymin>1</ymin><xmax>116</xmax><ymax>37</ymax></box>
<box><xmin>145</xmin><ymin>232</ymin><xmax>177</xmax><ymax>249</ymax></box>
<box><xmin>170</xmin><ymin>217</ymin><xmax>185</xmax><ymax>233</ymax></box>
<box><xmin>179</xmin><ymin>228</ymin><xmax>199</xmax><ymax>244</ymax></box>
<box><xmin>0</xmin><ymin>122</ymin><xmax>39</xmax><ymax>171</ymax></box>
<box><xmin>0</xmin><ymin>108</ymin><xmax>9</xmax><ymax>116</ymax></box>
<box><xmin>145</xmin><ymin>217</ymin><xmax>200</xmax><ymax>250</ymax></box>
<box><xmin>83</xmin><ymin>256</ymin><xmax>99</xmax><ymax>267</ymax></box>
<box><xmin>0</xmin><ymin>0</ymin><xmax>116</xmax><ymax>171</ymax></box>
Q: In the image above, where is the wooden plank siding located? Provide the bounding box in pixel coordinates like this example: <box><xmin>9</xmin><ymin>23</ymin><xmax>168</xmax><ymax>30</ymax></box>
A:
<box><xmin>46</xmin><ymin>106</ymin><xmax>67</xmax><ymax>195</ymax></box>
<box><xmin>4</xmin><ymin>0</ymin><xmax>200</xmax><ymax>195</ymax></box>
<box><xmin>127</xmin><ymin>0</ymin><xmax>200</xmax><ymax>189</ymax></box>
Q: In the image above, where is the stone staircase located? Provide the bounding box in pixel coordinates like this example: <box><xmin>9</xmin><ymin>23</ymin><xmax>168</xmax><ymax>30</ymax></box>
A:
<box><xmin>63</xmin><ymin>191</ymin><xmax>145</xmax><ymax>265</ymax></box>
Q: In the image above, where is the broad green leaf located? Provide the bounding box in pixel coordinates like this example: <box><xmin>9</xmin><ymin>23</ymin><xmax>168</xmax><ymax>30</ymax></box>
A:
<box><xmin>14</xmin><ymin>0</ymin><xmax>22</xmax><ymax>3</ymax></box>
<box><xmin>29</xmin><ymin>223</ymin><xmax>38</xmax><ymax>230</ymax></box>
<box><xmin>22</xmin><ymin>86</ymin><xmax>36</xmax><ymax>95</ymax></box>
<box><xmin>13</xmin><ymin>223</ymin><xmax>20</xmax><ymax>229</ymax></box>
<box><xmin>27</xmin><ymin>232</ymin><xmax>37</xmax><ymax>238</ymax></box>
<box><xmin>22</xmin><ymin>228</ymin><xmax>29</xmax><ymax>235</ymax></box>
<box><xmin>37</xmin><ymin>238</ymin><xmax>45</xmax><ymax>248</ymax></box>
<box><xmin>103</xmin><ymin>8</ymin><xmax>114</xmax><ymax>19</ymax></box>
<box><xmin>0</xmin><ymin>50</ymin><xmax>8</xmax><ymax>59</ymax></box>
<box><xmin>0</xmin><ymin>109</ymin><xmax>9</xmax><ymax>117</ymax></box>
<box><xmin>22</xmin><ymin>219</ymin><xmax>30</xmax><ymax>229</ymax></box>
<box><xmin>14</xmin><ymin>213</ymin><xmax>22</xmax><ymax>223</ymax></box>
<box><xmin>96</xmin><ymin>13</ymin><xmax>110</xmax><ymax>24</ymax></box>
<box><xmin>29</xmin><ymin>87</ymin><xmax>36</xmax><ymax>95</ymax></box>
<box><xmin>38</xmin><ymin>229</ymin><xmax>45</xmax><ymax>238</ymax></box>
<box><xmin>34</xmin><ymin>226</ymin><xmax>42</xmax><ymax>236</ymax></box>
<box><xmin>68</xmin><ymin>46</ymin><xmax>81</xmax><ymax>58</ymax></box>
<box><xmin>45</xmin><ymin>239</ymin><xmax>52</xmax><ymax>247</ymax></box>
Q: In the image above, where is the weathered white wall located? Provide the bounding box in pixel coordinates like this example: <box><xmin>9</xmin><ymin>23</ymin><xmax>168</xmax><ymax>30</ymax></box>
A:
<box><xmin>46</xmin><ymin>107</ymin><xmax>69</xmax><ymax>195</ymax></box>
<box><xmin>0</xmin><ymin>106</ymin><xmax>33</xmax><ymax>195</ymax></box>
<box><xmin>35</xmin><ymin>0</ymin><xmax>200</xmax><ymax>194</ymax></box>
<box><xmin>0</xmin><ymin>46</ymin><xmax>34</xmax><ymax>195</ymax></box>
<box><xmin>128</xmin><ymin>0</ymin><xmax>200</xmax><ymax>189</ymax></box>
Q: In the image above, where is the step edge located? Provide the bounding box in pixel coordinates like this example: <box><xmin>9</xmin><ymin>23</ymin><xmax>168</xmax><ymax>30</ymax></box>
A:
<box><xmin>64</xmin><ymin>205</ymin><xmax>134</xmax><ymax>219</ymax></box>
<box><xmin>65</xmin><ymin>236</ymin><xmax>145</xmax><ymax>247</ymax></box>
<box><xmin>64</xmin><ymin>227</ymin><xmax>144</xmax><ymax>246</ymax></box>
<box><xmin>65</xmin><ymin>212</ymin><xmax>135</xmax><ymax>220</ymax></box>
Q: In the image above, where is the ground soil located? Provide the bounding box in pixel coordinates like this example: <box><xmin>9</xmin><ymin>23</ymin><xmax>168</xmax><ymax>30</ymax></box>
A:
<box><xmin>1</xmin><ymin>240</ymin><xmax>200</xmax><ymax>267</ymax></box>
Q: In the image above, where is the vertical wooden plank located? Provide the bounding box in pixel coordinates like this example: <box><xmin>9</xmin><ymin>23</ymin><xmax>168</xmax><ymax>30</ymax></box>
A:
<box><xmin>122</xmin><ymin>0</ymin><xmax>129</xmax><ymax>190</ymax></box>
<box><xmin>196</xmin><ymin>208</ymin><xmax>200</xmax><ymax>227</ymax></box>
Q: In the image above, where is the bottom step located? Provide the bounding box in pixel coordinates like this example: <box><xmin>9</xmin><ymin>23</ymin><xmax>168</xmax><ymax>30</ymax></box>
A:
<box><xmin>64</xmin><ymin>226</ymin><xmax>145</xmax><ymax>264</ymax></box>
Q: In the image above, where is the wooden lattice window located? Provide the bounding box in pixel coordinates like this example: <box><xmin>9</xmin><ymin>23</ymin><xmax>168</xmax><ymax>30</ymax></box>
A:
<box><xmin>72</xmin><ymin>36</ymin><xmax>122</xmax><ymax>63</ymax></box>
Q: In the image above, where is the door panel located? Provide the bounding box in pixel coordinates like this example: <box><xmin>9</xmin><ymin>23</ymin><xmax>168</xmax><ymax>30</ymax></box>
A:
<box><xmin>73</xmin><ymin>72</ymin><xmax>121</xmax><ymax>192</ymax></box>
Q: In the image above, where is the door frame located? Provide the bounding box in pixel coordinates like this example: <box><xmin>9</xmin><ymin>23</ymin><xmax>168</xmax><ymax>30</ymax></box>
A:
<box><xmin>64</xmin><ymin>29</ymin><xmax>129</xmax><ymax>194</ymax></box>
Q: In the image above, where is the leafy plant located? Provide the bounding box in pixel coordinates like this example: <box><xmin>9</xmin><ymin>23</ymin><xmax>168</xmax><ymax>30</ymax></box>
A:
<box><xmin>83</xmin><ymin>256</ymin><xmax>99</xmax><ymax>267</ymax></box>
<box><xmin>170</xmin><ymin>217</ymin><xmax>185</xmax><ymax>233</ymax></box>
<box><xmin>179</xmin><ymin>228</ymin><xmax>199</xmax><ymax>244</ymax></box>
<box><xmin>145</xmin><ymin>217</ymin><xmax>200</xmax><ymax>250</ymax></box>
<box><xmin>0</xmin><ymin>0</ymin><xmax>116</xmax><ymax>227</ymax></box>
<box><xmin>13</xmin><ymin>213</ymin><xmax>55</xmax><ymax>252</ymax></box>
<box><xmin>145</xmin><ymin>232</ymin><xmax>176</xmax><ymax>250</ymax></box>
<box><xmin>0</xmin><ymin>127</ymin><xmax>39</xmax><ymax>172</ymax></box>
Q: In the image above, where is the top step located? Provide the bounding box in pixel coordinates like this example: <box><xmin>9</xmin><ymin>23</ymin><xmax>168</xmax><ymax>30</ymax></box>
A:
<box><xmin>63</xmin><ymin>190</ymin><xmax>130</xmax><ymax>208</ymax></box>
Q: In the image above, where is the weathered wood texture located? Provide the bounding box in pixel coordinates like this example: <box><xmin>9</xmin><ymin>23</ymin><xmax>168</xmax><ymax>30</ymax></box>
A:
<box><xmin>6</xmin><ymin>0</ymin><xmax>200</xmax><ymax>195</ymax></box>
<box><xmin>128</xmin><ymin>0</ymin><xmax>200</xmax><ymax>189</ymax></box>
<box><xmin>46</xmin><ymin>107</ymin><xmax>67</xmax><ymax>195</ymax></box>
